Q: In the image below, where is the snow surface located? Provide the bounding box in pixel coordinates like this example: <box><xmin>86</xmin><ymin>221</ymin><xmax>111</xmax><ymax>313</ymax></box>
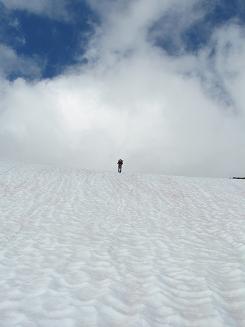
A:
<box><xmin>0</xmin><ymin>161</ymin><xmax>245</xmax><ymax>327</ymax></box>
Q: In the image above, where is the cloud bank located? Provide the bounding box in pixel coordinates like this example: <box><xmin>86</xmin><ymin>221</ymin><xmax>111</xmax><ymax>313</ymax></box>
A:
<box><xmin>0</xmin><ymin>0</ymin><xmax>245</xmax><ymax>177</ymax></box>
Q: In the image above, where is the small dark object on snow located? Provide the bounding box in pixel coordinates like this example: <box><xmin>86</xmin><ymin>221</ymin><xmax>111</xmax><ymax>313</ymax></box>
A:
<box><xmin>117</xmin><ymin>159</ymin><xmax>123</xmax><ymax>173</ymax></box>
<box><xmin>233</xmin><ymin>177</ymin><xmax>245</xmax><ymax>179</ymax></box>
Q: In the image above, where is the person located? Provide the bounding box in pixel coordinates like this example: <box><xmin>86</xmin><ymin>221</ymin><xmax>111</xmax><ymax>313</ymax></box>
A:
<box><xmin>117</xmin><ymin>159</ymin><xmax>123</xmax><ymax>173</ymax></box>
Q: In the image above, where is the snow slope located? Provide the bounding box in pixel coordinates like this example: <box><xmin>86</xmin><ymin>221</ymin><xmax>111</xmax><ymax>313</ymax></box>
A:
<box><xmin>0</xmin><ymin>161</ymin><xmax>245</xmax><ymax>327</ymax></box>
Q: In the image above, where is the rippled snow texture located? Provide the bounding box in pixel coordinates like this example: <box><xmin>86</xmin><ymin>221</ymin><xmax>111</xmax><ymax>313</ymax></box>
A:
<box><xmin>0</xmin><ymin>162</ymin><xmax>245</xmax><ymax>326</ymax></box>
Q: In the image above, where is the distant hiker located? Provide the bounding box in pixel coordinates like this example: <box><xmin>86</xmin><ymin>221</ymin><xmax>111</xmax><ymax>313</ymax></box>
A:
<box><xmin>117</xmin><ymin>159</ymin><xmax>123</xmax><ymax>173</ymax></box>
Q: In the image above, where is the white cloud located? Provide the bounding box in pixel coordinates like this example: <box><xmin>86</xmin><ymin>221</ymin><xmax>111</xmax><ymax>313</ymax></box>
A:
<box><xmin>0</xmin><ymin>0</ymin><xmax>69</xmax><ymax>20</ymax></box>
<box><xmin>0</xmin><ymin>0</ymin><xmax>245</xmax><ymax>177</ymax></box>
<box><xmin>85</xmin><ymin>0</ymin><xmax>201</xmax><ymax>61</ymax></box>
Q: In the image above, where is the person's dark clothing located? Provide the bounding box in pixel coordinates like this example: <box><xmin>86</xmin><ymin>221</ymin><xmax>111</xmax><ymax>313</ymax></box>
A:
<box><xmin>117</xmin><ymin>159</ymin><xmax>123</xmax><ymax>173</ymax></box>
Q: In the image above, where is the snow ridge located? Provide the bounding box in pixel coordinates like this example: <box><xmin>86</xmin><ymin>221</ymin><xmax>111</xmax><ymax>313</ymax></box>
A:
<box><xmin>0</xmin><ymin>162</ymin><xmax>245</xmax><ymax>326</ymax></box>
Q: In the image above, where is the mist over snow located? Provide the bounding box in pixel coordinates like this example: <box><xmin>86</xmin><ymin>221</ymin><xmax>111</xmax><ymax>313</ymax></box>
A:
<box><xmin>0</xmin><ymin>0</ymin><xmax>245</xmax><ymax>176</ymax></box>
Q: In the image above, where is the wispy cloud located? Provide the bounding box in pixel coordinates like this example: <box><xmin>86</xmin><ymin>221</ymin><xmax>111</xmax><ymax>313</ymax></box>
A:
<box><xmin>0</xmin><ymin>0</ymin><xmax>70</xmax><ymax>20</ymax></box>
<box><xmin>0</xmin><ymin>44</ymin><xmax>41</xmax><ymax>78</ymax></box>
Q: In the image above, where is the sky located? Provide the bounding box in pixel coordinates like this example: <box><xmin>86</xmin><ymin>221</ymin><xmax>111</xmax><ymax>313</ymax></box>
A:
<box><xmin>0</xmin><ymin>0</ymin><xmax>245</xmax><ymax>177</ymax></box>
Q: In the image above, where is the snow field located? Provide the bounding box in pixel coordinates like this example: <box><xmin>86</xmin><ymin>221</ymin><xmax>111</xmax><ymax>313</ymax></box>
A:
<box><xmin>0</xmin><ymin>162</ymin><xmax>245</xmax><ymax>326</ymax></box>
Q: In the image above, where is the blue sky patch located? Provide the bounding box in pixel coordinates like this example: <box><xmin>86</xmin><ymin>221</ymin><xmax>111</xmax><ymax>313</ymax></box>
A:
<box><xmin>0</xmin><ymin>0</ymin><xmax>97</xmax><ymax>79</ymax></box>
